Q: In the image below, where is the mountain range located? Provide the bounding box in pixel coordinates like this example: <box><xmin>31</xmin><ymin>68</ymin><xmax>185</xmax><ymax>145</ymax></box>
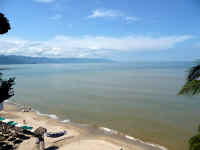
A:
<box><xmin>0</xmin><ymin>55</ymin><xmax>113</xmax><ymax>64</ymax></box>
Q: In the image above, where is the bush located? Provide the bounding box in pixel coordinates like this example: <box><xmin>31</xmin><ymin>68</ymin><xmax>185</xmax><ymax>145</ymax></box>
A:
<box><xmin>189</xmin><ymin>126</ymin><xmax>200</xmax><ymax>150</ymax></box>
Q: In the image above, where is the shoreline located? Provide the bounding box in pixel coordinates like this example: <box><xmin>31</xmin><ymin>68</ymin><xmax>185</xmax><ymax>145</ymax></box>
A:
<box><xmin>2</xmin><ymin>101</ymin><xmax>168</xmax><ymax>150</ymax></box>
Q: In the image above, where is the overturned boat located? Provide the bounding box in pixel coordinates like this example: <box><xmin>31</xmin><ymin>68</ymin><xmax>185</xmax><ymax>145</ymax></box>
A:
<box><xmin>46</xmin><ymin>130</ymin><xmax>66</xmax><ymax>138</ymax></box>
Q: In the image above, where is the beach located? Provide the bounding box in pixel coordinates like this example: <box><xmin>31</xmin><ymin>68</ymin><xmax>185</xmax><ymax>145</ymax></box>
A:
<box><xmin>0</xmin><ymin>103</ymin><xmax>165</xmax><ymax>150</ymax></box>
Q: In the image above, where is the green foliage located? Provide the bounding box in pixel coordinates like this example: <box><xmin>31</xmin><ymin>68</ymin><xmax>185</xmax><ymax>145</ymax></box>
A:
<box><xmin>178</xmin><ymin>64</ymin><xmax>200</xmax><ymax>150</ymax></box>
<box><xmin>0</xmin><ymin>73</ymin><xmax>15</xmax><ymax>103</ymax></box>
<box><xmin>179</xmin><ymin>63</ymin><xmax>200</xmax><ymax>96</ymax></box>
<box><xmin>0</xmin><ymin>13</ymin><xmax>14</xmax><ymax>103</ymax></box>
<box><xmin>179</xmin><ymin>80</ymin><xmax>200</xmax><ymax>95</ymax></box>
<box><xmin>190</xmin><ymin>143</ymin><xmax>200</xmax><ymax>150</ymax></box>
<box><xmin>0</xmin><ymin>13</ymin><xmax>11</xmax><ymax>34</ymax></box>
<box><xmin>188</xmin><ymin>65</ymin><xmax>200</xmax><ymax>82</ymax></box>
<box><xmin>189</xmin><ymin>134</ymin><xmax>200</xmax><ymax>150</ymax></box>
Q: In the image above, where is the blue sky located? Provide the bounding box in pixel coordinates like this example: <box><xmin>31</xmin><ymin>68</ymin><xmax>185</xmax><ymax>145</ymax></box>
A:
<box><xmin>0</xmin><ymin>0</ymin><xmax>200</xmax><ymax>61</ymax></box>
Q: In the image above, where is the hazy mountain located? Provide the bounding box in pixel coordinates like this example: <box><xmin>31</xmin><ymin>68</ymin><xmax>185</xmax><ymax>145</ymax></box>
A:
<box><xmin>0</xmin><ymin>55</ymin><xmax>113</xmax><ymax>64</ymax></box>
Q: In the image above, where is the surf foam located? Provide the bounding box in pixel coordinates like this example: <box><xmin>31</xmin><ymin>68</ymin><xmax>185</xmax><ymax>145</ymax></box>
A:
<box><xmin>99</xmin><ymin>127</ymin><xmax>168</xmax><ymax>150</ymax></box>
<box><xmin>99</xmin><ymin>127</ymin><xmax>118</xmax><ymax>135</ymax></box>
<box><xmin>61</xmin><ymin>119</ymin><xmax>71</xmax><ymax>123</ymax></box>
<box><xmin>125</xmin><ymin>135</ymin><xmax>168</xmax><ymax>150</ymax></box>
<box><xmin>36</xmin><ymin>110</ymin><xmax>59</xmax><ymax>119</ymax></box>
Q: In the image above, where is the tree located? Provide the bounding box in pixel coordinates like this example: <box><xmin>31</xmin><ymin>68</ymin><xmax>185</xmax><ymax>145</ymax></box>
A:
<box><xmin>0</xmin><ymin>73</ymin><xmax>15</xmax><ymax>103</ymax></box>
<box><xmin>0</xmin><ymin>12</ymin><xmax>15</xmax><ymax>106</ymax></box>
<box><xmin>0</xmin><ymin>13</ymin><xmax>11</xmax><ymax>34</ymax></box>
<box><xmin>179</xmin><ymin>63</ymin><xmax>200</xmax><ymax>150</ymax></box>
<box><xmin>188</xmin><ymin>131</ymin><xmax>200</xmax><ymax>150</ymax></box>
<box><xmin>179</xmin><ymin>64</ymin><xmax>200</xmax><ymax>95</ymax></box>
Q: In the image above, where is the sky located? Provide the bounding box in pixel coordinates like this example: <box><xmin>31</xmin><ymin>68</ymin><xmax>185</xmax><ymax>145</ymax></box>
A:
<box><xmin>0</xmin><ymin>0</ymin><xmax>200</xmax><ymax>61</ymax></box>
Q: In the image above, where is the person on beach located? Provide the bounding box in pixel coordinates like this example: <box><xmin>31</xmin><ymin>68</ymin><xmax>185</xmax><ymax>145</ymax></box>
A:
<box><xmin>23</xmin><ymin>120</ymin><xmax>26</xmax><ymax>124</ymax></box>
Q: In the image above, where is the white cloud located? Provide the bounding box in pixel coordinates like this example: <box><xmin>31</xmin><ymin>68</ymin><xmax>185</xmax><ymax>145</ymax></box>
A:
<box><xmin>88</xmin><ymin>9</ymin><xmax>122</xmax><ymax>18</ymax></box>
<box><xmin>88</xmin><ymin>9</ymin><xmax>139</xmax><ymax>22</ymax></box>
<box><xmin>50</xmin><ymin>14</ymin><xmax>62</xmax><ymax>20</ymax></box>
<box><xmin>0</xmin><ymin>35</ymin><xmax>192</xmax><ymax>58</ymax></box>
<box><xmin>34</xmin><ymin>0</ymin><xmax>56</xmax><ymax>3</ymax></box>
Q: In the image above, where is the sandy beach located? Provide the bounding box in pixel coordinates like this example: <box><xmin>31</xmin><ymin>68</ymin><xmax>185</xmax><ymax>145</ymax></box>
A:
<box><xmin>0</xmin><ymin>103</ymin><xmax>166</xmax><ymax>150</ymax></box>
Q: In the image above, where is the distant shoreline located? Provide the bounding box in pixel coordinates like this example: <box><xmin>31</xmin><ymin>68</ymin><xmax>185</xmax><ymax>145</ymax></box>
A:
<box><xmin>0</xmin><ymin>67</ymin><xmax>9</xmax><ymax>70</ymax></box>
<box><xmin>0</xmin><ymin>55</ymin><xmax>114</xmax><ymax>64</ymax></box>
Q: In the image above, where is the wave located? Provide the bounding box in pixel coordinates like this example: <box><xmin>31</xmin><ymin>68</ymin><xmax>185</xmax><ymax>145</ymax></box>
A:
<box><xmin>61</xmin><ymin>119</ymin><xmax>71</xmax><ymax>123</ymax></box>
<box><xmin>99</xmin><ymin>127</ymin><xmax>118</xmax><ymax>135</ymax></box>
<box><xmin>100</xmin><ymin>127</ymin><xmax>168</xmax><ymax>150</ymax></box>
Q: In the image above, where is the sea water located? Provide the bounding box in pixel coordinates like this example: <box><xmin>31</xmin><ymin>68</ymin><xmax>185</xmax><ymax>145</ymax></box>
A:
<box><xmin>1</xmin><ymin>62</ymin><xmax>200</xmax><ymax>150</ymax></box>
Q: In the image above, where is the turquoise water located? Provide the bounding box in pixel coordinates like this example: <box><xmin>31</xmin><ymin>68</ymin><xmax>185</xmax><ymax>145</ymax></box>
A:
<box><xmin>1</xmin><ymin>62</ymin><xmax>200</xmax><ymax>150</ymax></box>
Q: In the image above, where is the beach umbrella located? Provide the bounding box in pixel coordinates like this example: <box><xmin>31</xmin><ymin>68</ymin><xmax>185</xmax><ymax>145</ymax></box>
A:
<box><xmin>0</xmin><ymin>13</ymin><xmax>11</xmax><ymax>34</ymax></box>
<box><xmin>34</xmin><ymin>127</ymin><xmax>47</xmax><ymax>136</ymax></box>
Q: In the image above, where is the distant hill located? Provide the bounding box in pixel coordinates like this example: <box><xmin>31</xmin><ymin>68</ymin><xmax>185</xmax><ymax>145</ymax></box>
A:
<box><xmin>0</xmin><ymin>55</ymin><xmax>113</xmax><ymax>64</ymax></box>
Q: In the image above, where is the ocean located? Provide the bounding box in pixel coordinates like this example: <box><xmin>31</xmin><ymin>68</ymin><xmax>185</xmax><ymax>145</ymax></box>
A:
<box><xmin>1</xmin><ymin>62</ymin><xmax>200</xmax><ymax>150</ymax></box>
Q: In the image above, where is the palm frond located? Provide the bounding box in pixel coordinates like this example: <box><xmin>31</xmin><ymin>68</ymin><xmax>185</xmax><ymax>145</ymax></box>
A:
<box><xmin>187</xmin><ymin>64</ymin><xmax>200</xmax><ymax>82</ymax></box>
<box><xmin>178</xmin><ymin>80</ymin><xmax>200</xmax><ymax>95</ymax></box>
